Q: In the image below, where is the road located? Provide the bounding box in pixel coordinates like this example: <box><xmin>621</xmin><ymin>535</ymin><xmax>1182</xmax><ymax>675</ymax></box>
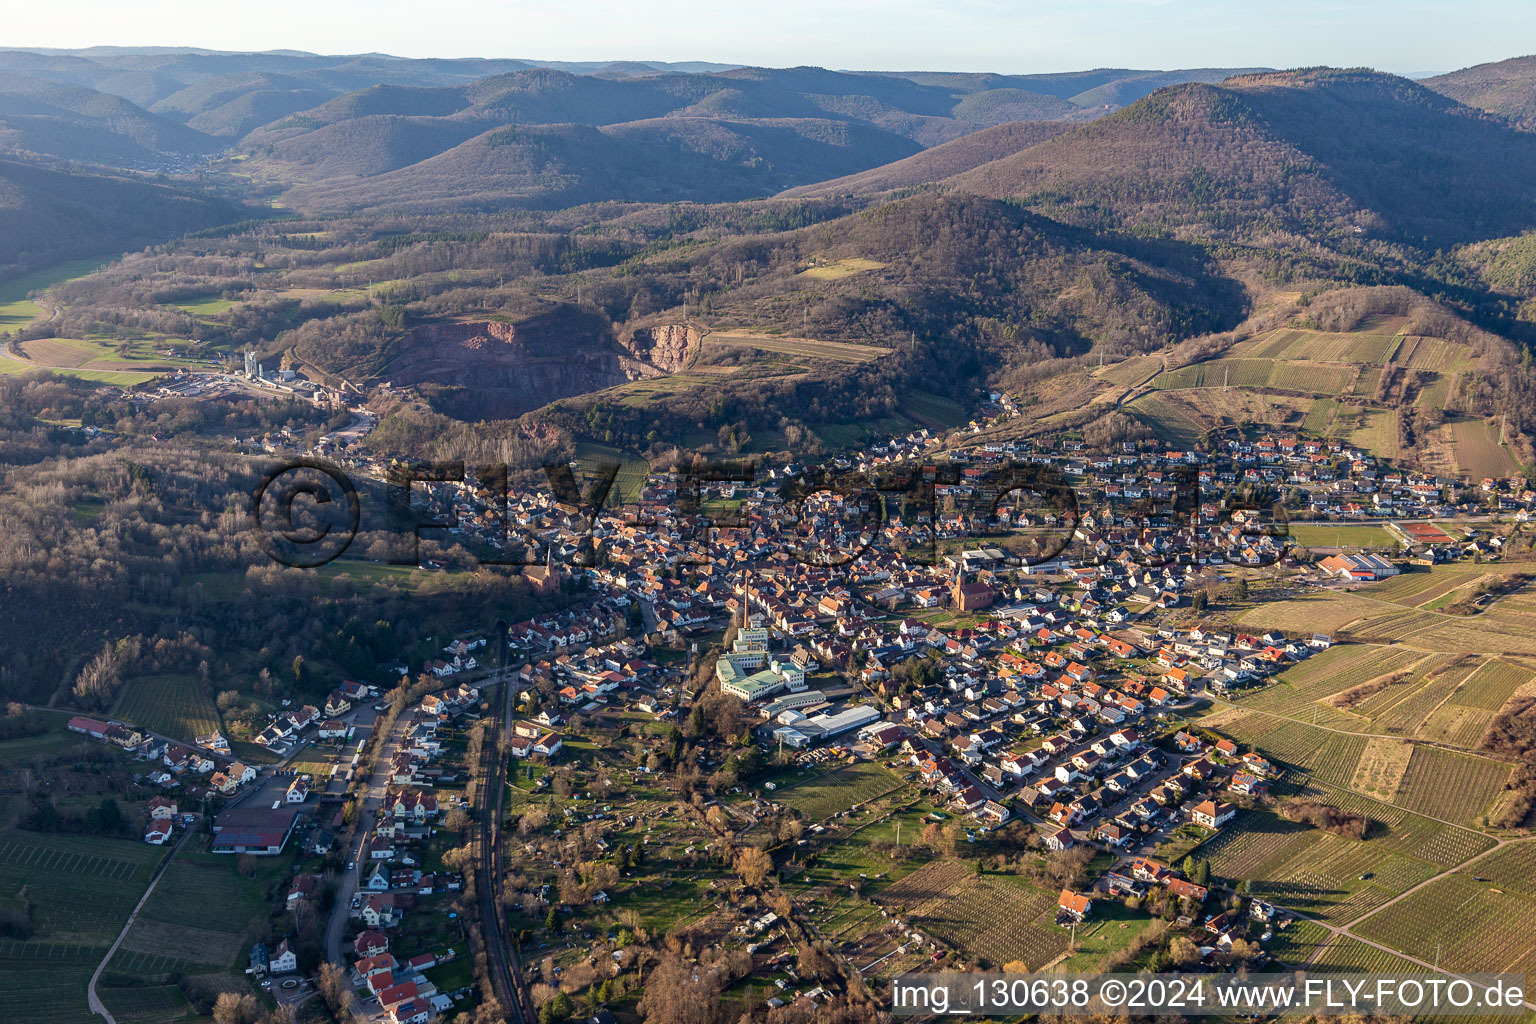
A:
<box><xmin>324</xmin><ymin>709</ymin><xmax>412</xmax><ymax>966</ymax></box>
<box><xmin>88</xmin><ymin>830</ymin><xmax>194</xmax><ymax>1024</ymax></box>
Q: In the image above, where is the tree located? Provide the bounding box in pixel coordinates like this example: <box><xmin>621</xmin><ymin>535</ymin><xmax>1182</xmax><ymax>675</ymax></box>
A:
<box><xmin>545</xmin><ymin>907</ymin><xmax>560</xmax><ymax>932</ymax></box>
<box><xmin>539</xmin><ymin>992</ymin><xmax>574</xmax><ymax>1024</ymax></box>
<box><xmin>734</xmin><ymin>846</ymin><xmax>774</xmax><ymax>888</ymax></box>
<box><xmin>1234</xmin><ymin>578</ymin><xmax>1250</xmax><ymax>601</ymax></box>
<box><xmin>1169</xmin><ymin>935</ymin><xmax>1201</xmax><ymax>967</ymax></box>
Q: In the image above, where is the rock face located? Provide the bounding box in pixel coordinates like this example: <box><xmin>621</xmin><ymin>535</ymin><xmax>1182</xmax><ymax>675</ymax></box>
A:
<box><xmin>383</xmin><ymin>310</ymin><xmax>689</xmax><ymax>420</ymax></box>
<box><xmin>621</xmin><ymin>324</ymin><xmax>701</xmax><ymax>372</ymax></box>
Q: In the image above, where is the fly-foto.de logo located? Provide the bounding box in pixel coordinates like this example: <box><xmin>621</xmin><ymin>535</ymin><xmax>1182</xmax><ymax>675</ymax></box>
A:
<box><xmin>249</xmin><ymin>455</ymin><xmax>1294</xmax><ymax>571</ymax></box>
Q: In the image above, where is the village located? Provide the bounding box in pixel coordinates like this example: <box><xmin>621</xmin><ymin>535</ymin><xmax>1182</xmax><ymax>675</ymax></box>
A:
<box><xmin>55</xmin><ymin>415</ymin><xmax>1536</xmax><ymax>1022</ymax></box>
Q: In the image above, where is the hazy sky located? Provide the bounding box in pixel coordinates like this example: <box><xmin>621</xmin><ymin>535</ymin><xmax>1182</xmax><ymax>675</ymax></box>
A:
<box><xmin>12</xmin><ymin>0</ymin><xmax>1536</xmax><ymax>76</ymax></box>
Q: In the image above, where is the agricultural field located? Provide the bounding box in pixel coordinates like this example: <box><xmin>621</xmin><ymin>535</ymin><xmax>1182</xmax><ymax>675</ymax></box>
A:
<box><xmin>768</xmin><ymin>761</ymin><xmax>905</xmax><ymax>823</ymax></box>
<box><xmin>16</xmin><ymin>336</ymin><xmax>206</xmax><ymax>371</ymax></box>
<box><xmin>596</xmin><ymin>365</ymin><xmax>744</xmax><ymax>407</ymax></box>
<box><xmin>1392</xmin><ymin>335</ymin><xmax>1476</xmax><ymax>373</ymax></box>
<box><xmin>96</xmin><ymin>984</ymin><xmax>199</xmax><ymax>1024</ymax></box>
<box><xmin>573</xmin><ymin>441</ymin><xmax>651</xmax><ymax>508</ymax></box>
<box><xmin>0</xmin><ymin>353</ymin><xmax>160</xmax><ymax>385</ymax></box>
<box><xmin>1415</xmin><ymin>704</ymin><xmax>1495</xmax><ymax>748</ymax></box>
<box><xmin>1235</xmin><ymin>644</ymin><xmax>1423</xmax><ymax>723</ymax></box>
<box><xmin>703</xmin><ymin>332</ymin><xmax>889</xmax><ymax>363</ymax></box>
<box><xmin>874</xmin><ymin>859</ymin><xmax>1070</xmax><ymax>969</ymax></box>
<box><xmin>1435</xmin><ymin>417</ymin><xmax>1522</xmax><ymax>479</ymax></box>
<box><xmin>899</xmin><ymin>390</ymin><xmax>967</xmax><ymax>430</ymax></box>
<box><xmin>1230</xmin><ymin>317</ymin><xmax>1406</xmax><ymax>363</ymax></box>
<box><xmin>1344</xmin><ymin>408</ymin><xmax>1399</xmax><ymax>459</ymax></box>
<box><xmin>170</xmin><ymin>294</ymin><xmax>236</xmax><ymax>315</ymax></box>
<box><xmin>1308</xmin><ymin>935</ymin><xmax>1421</xmax><ymax>975</ymax></box>
<box><xmin>1280</xmin><ymin>787</ymin><xmax>1497</xmax><ymax>868</ymax></box>
<box><xmin>1124</xmin><ymin>392</ymin><xmax>1204</xmax><ymax>445</ymax></box>
<box><xmin>1235</xmin><ymin>591</ymin><xmax>1388</xmax><ymax>634</ymax></box>
<box><xmin>1354</xmin><ymin>873</ymin><xmax>1536</xmax><ymax>975</ymax></box>
<box><xmin>1364</xmin><ymin>567</ymin><xmax>1478</xmax><ymax>606</ymax></box>
<box><xmin>1359</xmin><ymin>657</ymin><xmax>1480</xmax><ymax>736</ymax></box>
<box><xmin>112</xmin><ymin>674</ymin><xmax>221</xmax><ymax>743</ymax></box>
<box><xmin>1474</xmin><ymin>842</ymin><xmax>1536</xmax><ymax>898</ymax></box>
<box><xmin>1094</xmin><ymin>354</ymin><xmax>1163</xmax><ymax>386</ymax></box>
<box><xmin>0</xmin><ymin>941</ymin><xmax>108</xmax><ymax>1024</ymax></box>
<box><xmin>0</xmin><ymin>830</ymin><xmax>162</xmax><ymax>943</ymax></box>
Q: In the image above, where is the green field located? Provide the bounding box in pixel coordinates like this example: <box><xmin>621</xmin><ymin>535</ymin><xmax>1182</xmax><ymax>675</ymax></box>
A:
<box><xmin>170</xmin><ymin>294</ymin><xmax>236</xmax><ymax>315</ymax></box>
<box><xmin>0</xmin><ymin>257</ymin><xmax>110</xmax><ymax>328</ymax></box>
<box><xmin>1152</xmin><ymin>358</ymin><xmax>1353</xmax><ymax>396</ymax></box>
<box><xmin>113</xmin><ymin>674</ymin><xmax>221</xmax><ymax>743</ymax></box>
<box><xmin>0</xmin><ymin>353</ymin><xmax>159</xmax><ymax>385</ymax></box>
<box><xmin>1199</xmin><ymin>810</ymin><xmax>1438</xmax><ymax>924</ymax></box>
<box><xmin>875</xmin><ymin>859</ymin><xmax>1070</xmax><ymax>970</ymax></box>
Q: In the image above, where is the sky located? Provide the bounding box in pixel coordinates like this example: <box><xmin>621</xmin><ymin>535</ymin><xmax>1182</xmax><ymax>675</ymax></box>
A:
<box><xmin>10</xmin><ymin>0</ymin><xmax>1536</xmax><ymax>76</ymax></box>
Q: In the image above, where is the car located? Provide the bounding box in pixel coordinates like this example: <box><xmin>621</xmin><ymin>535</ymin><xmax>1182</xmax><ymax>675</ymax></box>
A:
<box><xmin>348</xmin><ymin>860</ymin><xmax>356</xmax><ymax>870</ymax></box>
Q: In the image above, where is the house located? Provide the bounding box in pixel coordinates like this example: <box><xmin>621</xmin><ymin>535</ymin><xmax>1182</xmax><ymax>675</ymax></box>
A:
<box><xmin>1043</xmin><ymin>826</ymin><xmax>1075</xmax><ymax>852</ymax></box>
<box><xmin>1058</xmin><ymin>889</ymin><xmax>1093</xmax><ymax>923</ymax></box>
<box><xmin>285</xmin><ymin>777</ymin><xmax>310</xmax><ymax>803</ymax></box>
<box><xmin>1166</xmin><ymin>878</ymin><xmax>1209</xmax><ymax>903</ymax></box>
<box><xmin>144</xmin><ymin>819</ymin><xmax>172</xmax><ymax>845</ymax></box>
<box><xmin>1191</xmin><ymin>799</ymin><xmax>1237</xmax><ymax>828</ymax></box>
<box><xmin>354</xmin><ymin>930</ymin><xmax>390</xmax><ymax>958</ymax></box>
<box><xmin>147</xmin><ymin>796</ymin><xmax>178</xmax><ymax>820</ymax></box>
<box><xmin>268</xmin><ymin>937</ymin><xmax>298</xmax><ymax>975</ymax></box>
<box><xmin>287</xmin><ymin>873</ymin><xmax>321</xmax><ymax>904</ymax></box>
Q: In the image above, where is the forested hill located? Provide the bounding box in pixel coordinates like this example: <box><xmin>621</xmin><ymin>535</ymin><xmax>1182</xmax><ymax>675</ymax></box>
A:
<box><xmin>945</xmin><ymin>69</ymin><xmax>1536</xmax><ymax>249</ymax></box>
<box><xmin>1423</xmin><ymin>54</ymin><xmax>1536</xmax><ymax>131</ymax></box>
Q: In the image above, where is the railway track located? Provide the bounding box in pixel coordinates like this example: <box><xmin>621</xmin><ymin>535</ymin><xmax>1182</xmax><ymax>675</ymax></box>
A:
<box><xmin>475</xmin><ymin>674</ymin><xmax>538</xmax><ymax>1024</ymax></box>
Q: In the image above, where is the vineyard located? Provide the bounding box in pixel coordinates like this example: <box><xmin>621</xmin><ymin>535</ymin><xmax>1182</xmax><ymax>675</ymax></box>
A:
<box><xmin>1200</xmin><ymin>814</ymin><xmax>1435</xmax><ymax>924</ymax></box>
<box><xmin>1309</xmin><ymin>936</ymin><xmax>1420</xmax><ymax>974</ymax></box>
<box><xmin>0</xmin><ymin>941</ymin><xmax>108</xmax><ymax>1024</ymax></box>
<box><xmin>0</xmin><ymin>832</ymin><xmax>163</xmax><ymax>1024</ymax></box>
<box><xmin>875</xmin><ymin>860</ymin><xmax>1070</xmax><ymax>969</ymax></box>
<box><xmin>1475</xmin><ymin>842</ymin><xmax>1536</xmax><ymax>898</ymax></box>
<box><xmin>770</xmin><ymin>762</ymin><xmax>905</xmax><ymax>822</ymax></box>
<box><xmin>111</xmin><ymin>673</ymin><xmax>221</xmax><ymax>744</ymax></box>
<box><xmin>1391</xmin><ymin>746</ymin><xmax>1511</xmax><ymax>825</ymax></box>
<box><xmin>96</xmin><ymin>984</ymin><xmax>199</xmax><ymax>1024</ymax></box>
<box><xmin>1447</xmin><ymin>659</ymin><xmax>1533</xmax><ymax>711</ymax></box>
<box><xmin>1355</xmin><ymin>873</ymin><xmax>1536</xmax><ymax>974</ymax></box>
<box><xmin>1286</xmin><ymin>785</ymin><xmax>1496</xmax><ymax>868</ymax></box>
